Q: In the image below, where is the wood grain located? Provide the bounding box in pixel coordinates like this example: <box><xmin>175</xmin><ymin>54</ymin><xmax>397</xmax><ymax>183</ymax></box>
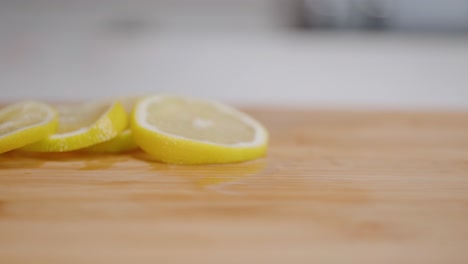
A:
<box><xmin>1</xmin><ymin>109</ymin><xmax>468</xmax><ymax>264</ymax></box>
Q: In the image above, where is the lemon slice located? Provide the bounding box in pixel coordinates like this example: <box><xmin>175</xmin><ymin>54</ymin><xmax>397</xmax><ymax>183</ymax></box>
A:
<box><xmin>23</xmin><ymin>101</ymin><xmax>127</xmax><ymax>152</ymax></box>
<box><xmin>132</xmin><ymin>95</ymin><xmax>268</xmax><ymax>164</ymax></box>
<box><xmin>85</xmin><ymin>97</ymin><xmax>139</xmax><ymax>153</ymax></box>
<box><xmin>0</xmin><ymin>101</ymin><xmax>58</xmax><ymax>154</ymax></box>
<box><xmin>85</xmin><ymin>128</ymin><xmax>138</xmax><ymax>153</ymax></box>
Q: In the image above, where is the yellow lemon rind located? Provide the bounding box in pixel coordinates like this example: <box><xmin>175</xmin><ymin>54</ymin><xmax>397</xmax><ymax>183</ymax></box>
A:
<box><xmin>85</xmin><ymin>129</ymin><xmax>138</xmax><ymax>153</ymax></box>
<box><xmin>132</xmin><ymin>95</ymin><xmax>268</xmax><ymax>164</ymax></box>
<box><xmin>0</xmin><ymin>101</ymin><xmax>58</xmax><ymax>154</ymax></box>
<box><xmin>22</xmin><ymin>101</ymin><xmax>128</xmax><ymax>152</ymax></box>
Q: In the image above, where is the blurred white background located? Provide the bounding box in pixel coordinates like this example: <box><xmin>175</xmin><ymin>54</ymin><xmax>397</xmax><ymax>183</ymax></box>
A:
<box><xmin>1</xmin><ymin>0</ymin><xmax>467</xmax><ymax>109</ymax></box>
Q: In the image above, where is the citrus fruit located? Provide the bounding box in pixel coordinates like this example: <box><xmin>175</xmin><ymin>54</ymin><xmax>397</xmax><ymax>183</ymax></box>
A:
<box><xmin>0</xmin><ymin>101</ymin><xmax>58</xmax><ymax>154</ymax></box>
<box><xmin>85</xmin><ymin>128</ymin><xmax>138</xmax><ymax>153</ymax></box>
<box><xmin>131</xmin><ymin>95</ymin><xmax>268</xmax><ymax>164</ymax></box>
<box><xmin>85</xmin><ymin>97</ymin><xmax>139</xmax><ymax>153</ymax></box>
<box><xmin>23</xmin><ymin>101</ymin><xmax>127</xmax><ymax>152</ymax></box>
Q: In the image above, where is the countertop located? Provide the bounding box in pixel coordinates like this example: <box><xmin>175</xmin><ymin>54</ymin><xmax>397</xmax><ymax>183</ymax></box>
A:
<box><xmin>1</xmin><ymin>108</ymin><xmax>468</xmax><ymax>263</ymax></box>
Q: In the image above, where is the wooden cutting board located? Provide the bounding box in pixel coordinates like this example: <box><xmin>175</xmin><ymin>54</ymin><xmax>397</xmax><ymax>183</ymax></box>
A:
<box><xmin>1</xmin><ymin>109</ymin><xmax>468</xmax><ymax>264</ymax></box>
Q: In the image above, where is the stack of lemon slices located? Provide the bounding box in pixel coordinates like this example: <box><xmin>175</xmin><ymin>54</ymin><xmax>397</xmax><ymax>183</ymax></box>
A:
<box><xmin>0</xmin><ymin>95</ymin><xmax>268</xmax><ymax>164</ymax></box>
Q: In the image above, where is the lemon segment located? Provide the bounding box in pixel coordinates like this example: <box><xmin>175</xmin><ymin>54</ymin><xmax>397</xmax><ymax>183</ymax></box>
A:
<box><xmin>0</xmin><ymin>101</ymin><xmax>58</xmax><ymax>154</ymax></box>
<box><xmin>23</xmin><ymin>101</ymin><xmax>128</xmax><ymax>152</ymax></box>
<box><xmin>85</xmin><ymin>128</ymin><xmax>138</xmax><ymax>153</ymax></box>
<box><xmin>131</xmin><ymin>95</ymin><xmax>268</xmax><ymax>164</ymax></box>
<box><xmin>84</xmin><ymin>97</ymin><xmax>140</xmax><ymax>153</ymax></box>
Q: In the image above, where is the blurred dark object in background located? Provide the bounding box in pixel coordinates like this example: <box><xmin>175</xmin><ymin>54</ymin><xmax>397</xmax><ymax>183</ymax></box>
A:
<box><xmin>1</xmin><ymin>0</ymin><xmax>467</xmax><ymax>33</ymax></box>
<box><xmin>289</xmin><ymin>0</ymin><xmax>468</xmax><ymax>32</ymax></box>
<box><xmin>1</xmin><ymin>0</ymin><xmax>467</xmax><ymax>107</ymax></box>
